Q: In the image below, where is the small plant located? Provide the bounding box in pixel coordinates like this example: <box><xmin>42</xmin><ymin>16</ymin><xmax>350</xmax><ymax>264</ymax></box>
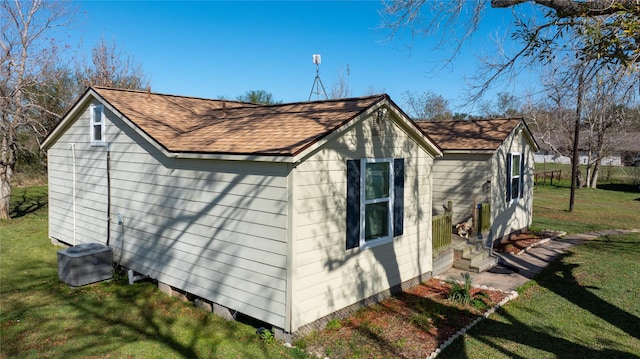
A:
<box><xmin>448</xmin><ymin>273</ymin><xmax>489</xmax><ymax>309</ymax></box>
<box><xmin>326</xmin><ymin>318</ymin><xmax>342</xmax><ymax>330</ymax></box>
<box><xmin>448</xmin><ymin>273</ymin><xmax>473</xmax><ymax>305</ymax></box>
<box><xmin>257</xmin><ymin>327</ymin><xmax>274</xmax><ymax>343</ymax></box>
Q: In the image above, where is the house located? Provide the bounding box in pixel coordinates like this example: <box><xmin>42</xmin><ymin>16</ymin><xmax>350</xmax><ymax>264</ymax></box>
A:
<box><xmin>416</xmin><ymin>118</ymin><xmax>539</xmax><ymax>247</ymax></box>
<box><xmin>42</xmin><ymin>87</ymin><xmax>442</xmax><ymax>337</ymax></box>
<box><xmin>533</xmin><ymin>131</ymin><xmax>640</xmax><ymax>167</ymax></box>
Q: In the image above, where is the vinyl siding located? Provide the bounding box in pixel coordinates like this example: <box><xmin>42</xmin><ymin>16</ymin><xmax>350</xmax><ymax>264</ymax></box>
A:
<box><xmin>47</xmin><ymin>100</ymin><xmax>290</xmax><ymax>328</ymax></box>
<box><xmin>489</xmin><ymin>129</ymin><xmax>535</xmax><ymax>242</ymax></box>
<box><xmin>292</xmin><ymin>113</ymin><xmax>434</xmax><ymax>331</ymax></box>
<box><xmin>431</xmin><ymin>154</ymin><xmax>492</xmax><ymax>225</ymax></box>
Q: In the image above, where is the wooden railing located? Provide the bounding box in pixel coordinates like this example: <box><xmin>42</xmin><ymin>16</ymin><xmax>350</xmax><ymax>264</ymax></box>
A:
<box><xmin>478</xmin><ymin>202</ymin><xmax>491</xmax><ymax>233</ymax></box>
<box><xmin>432</xmin><ymin>212</ymin><xmax>452</xmax><ymax>253</ymax></box>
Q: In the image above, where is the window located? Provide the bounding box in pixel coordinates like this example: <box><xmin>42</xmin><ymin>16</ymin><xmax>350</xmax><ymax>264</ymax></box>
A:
<box><xmin>346</xmin><ymin>158</ymin><xmax>404</xmax><ymax>250</ymax></box>
<box><xmin>363</xmin><ymin>160</ymin><xmax>393</xmax><ymax>242</ymax></box>
<box><xmin>90</xmin><ymin>104</ymin><xmax>105</xmax><ymax>146</ymax></box>
<box><xmin>507</xmin><ymin>153</ymin><xmax>524</xmax><ymax>202</ymax></box>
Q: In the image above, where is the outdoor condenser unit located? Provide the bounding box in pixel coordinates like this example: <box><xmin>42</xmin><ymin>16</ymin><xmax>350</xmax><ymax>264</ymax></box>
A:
<box><xmin>57</xmin><ymin>243</ymin><xmax>113</xmax><ymax>287</ymax></box>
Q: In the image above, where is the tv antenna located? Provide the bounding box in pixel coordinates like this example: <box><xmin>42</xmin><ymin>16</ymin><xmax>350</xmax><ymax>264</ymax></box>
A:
<box><xmin>308</xmin><ymin>54</ymin><xmax>328</xmax><ymax>101</ymax></box>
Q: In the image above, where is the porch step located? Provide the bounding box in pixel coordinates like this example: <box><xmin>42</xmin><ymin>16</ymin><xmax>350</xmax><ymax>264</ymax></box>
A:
<box><xmin>452</xmin><ymin>239</ymin><xmax>498</xmax><ymax>273</ymax></box>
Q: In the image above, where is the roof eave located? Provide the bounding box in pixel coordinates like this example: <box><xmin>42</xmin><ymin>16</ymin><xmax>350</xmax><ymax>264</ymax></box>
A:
<box><xmin>442</xmin><ymin>149</ymin><xmax>496</xmax><ymax>155</ymax></box>
<box><xmin>172</xmin><ymin>151</ymin><xmax>295</xmax><ymax>163</ymax></box>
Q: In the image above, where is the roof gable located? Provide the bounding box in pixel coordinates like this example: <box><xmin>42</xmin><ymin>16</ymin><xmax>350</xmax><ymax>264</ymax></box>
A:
<box><xmin>416</xmin><ymin>118</ymin><xmax>538</xmax><ymax>152</ymax></box>
<box><xmin>43</xmin><ymin>87</ymin><xmax>441</xmax><ymax>161</ymax></box>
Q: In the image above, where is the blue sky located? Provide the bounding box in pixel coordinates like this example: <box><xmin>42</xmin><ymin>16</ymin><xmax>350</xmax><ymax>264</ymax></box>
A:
<box><xmin>66</xmin><ymin>1</ymin><xmax>535</xmax><ymax>114</ymax></box>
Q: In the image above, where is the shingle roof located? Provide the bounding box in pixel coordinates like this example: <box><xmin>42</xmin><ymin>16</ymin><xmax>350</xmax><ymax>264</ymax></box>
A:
<box><xmin>416</xmin><ymin>118</ymin><xmax>523</xmax><ymax>151</ymax></box>
<box><xmin>93</xmin><ymin>87</ymin><xmax>387</xmax><ymax>156</ymax></box>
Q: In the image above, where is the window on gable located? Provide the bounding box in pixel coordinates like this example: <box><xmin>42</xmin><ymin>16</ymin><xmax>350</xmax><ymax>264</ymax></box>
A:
<box><xmin>507</xmin><ymin>153</ymin><xmax>525</xmax><ymax>202</ymax></box>
<box><xmin>346</xmin><ymin>158</ymin><xmax>404</xmax><ymax>250</ymax></box>
<box><xmin>90</xmin><ymin>104</ymin><xmax>105</xmax><ymax>146</ymax></box>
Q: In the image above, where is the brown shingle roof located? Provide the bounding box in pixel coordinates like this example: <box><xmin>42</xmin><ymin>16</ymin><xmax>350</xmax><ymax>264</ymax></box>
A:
<box><xmin>94</xmin><ymin>87</ymin><xmax>386</xmax><ymax>156</ymax></box>
<box><xmin>416</xmin><ymin>118</ymin><xmax>522</xmax><ymax>151</ymax></box>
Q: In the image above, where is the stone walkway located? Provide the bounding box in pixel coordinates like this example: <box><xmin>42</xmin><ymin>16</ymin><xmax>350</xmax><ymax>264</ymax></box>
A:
<box><xmin>435</xmin><ymin>229</ymin><xmax>640</xmax><ymax>292</ymax></box>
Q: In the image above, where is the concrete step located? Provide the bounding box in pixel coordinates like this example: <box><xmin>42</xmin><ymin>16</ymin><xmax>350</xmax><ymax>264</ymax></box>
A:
<box><xmin>453</xmin><ymin>255</ymin><xmax>498</xmax><ymax>273</ymax></box>
<box><xmin>470</xmin><ymin>255</ymin><xmax>499</xmax><ymax>273</ymax></box>
<box><xmin>461</xmin><ymin>249</ymin><xmax>490</xmax><ymax>266</ymax></box>
<box><xmin>453</xmin><ymin>241</ymin><xmax>483</xmax><ymax>258</ymax></box>
<box><xmin>452</xmin><ymin>238</ymin><xmax>498</xmax><ymax>273</ymax></box>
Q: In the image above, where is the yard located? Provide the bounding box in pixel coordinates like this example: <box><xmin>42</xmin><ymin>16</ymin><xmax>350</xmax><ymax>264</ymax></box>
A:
<box><xmin>1</xmin><ymin>179</ymin><xmax>639</xmax><ymax>358</ymax></box>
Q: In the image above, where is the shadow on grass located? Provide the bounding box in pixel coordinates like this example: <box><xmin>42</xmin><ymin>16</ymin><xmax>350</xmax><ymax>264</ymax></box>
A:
<box><xmin>1</xmin><ymin>250</ymin><xmax>298</xmax><ymax>359</ymax></box>
<box><xmin>442</xmin><ymin>307</ymin><xmax>640</xmax><ymax>359</ymax></box>
<box><xmin>8</xmin><ymin>187</ymin><xmax>48</xmax><ymax>219</ymax></box>
<box><xmin>535</xmin><ymin>252</ymin><xmax>640</xmax><ymax>340</ymax></box>
<box><xmin>597</xmin><ymin>183</ymin><xmax>640</xmax><ymax>194</ymax></box>
<box><xmin>441</xmin><ymin>237</ymin><xmax>640</xmax><ymax>359</ymax></box>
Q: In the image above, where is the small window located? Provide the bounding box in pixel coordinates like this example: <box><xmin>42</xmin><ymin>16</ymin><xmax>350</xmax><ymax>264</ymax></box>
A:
<box><xmin>90</xmin><ymin>104</ymin><xmax>105</xmax><ymax>146</ymax></box>
<box><xmin>511</xmin><ymin>154</ymin><xmax>521</xmax><ymax>200</ymax></box>
<box><xmin>507</xmin><ymin>153</ymin><xmax>524</xmax><ymax>202</ymax></box>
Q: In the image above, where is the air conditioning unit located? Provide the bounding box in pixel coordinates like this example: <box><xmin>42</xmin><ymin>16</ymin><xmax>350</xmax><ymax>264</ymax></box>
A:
<box><xmin>58</xmin><ymin>243</ymin><xmax>113</xmax><ymax>287</ymax></box>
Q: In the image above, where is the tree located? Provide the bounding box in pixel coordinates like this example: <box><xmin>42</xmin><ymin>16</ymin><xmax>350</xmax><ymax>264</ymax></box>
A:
<box><xmin>382</xmin><ymin>0</ymin><xmax>640</xmax><ymax>211</ymax></box>
<box><xmin>1</xmin><ymin>0</ymin><xmax>72</xmax><ymax>219</ymax></box>
<box><xmin>382</xmin><ymin>0</ymin><xmax>640</xmax><ymax>101</ymax></box>
<box><xmin>236</xmin><ymin>90</ymin><xmax>280</xmax><ymax>104</ymax></box>
<box><xmin>329</xmin><ymin>65</ymin><xmax>352</xmax><ymax>99</ymax></box>
<box><xmin>480</xmin><ymin>92</ymin><xmax>522</xmax><ymax>118</ymax></box>
<box><xmin>77</xmin><ymin>37</ymin><xmax>149</xmax><ymax>89</ymax></box>
<box><xmin>403</xmin><ymin>90</ymin><xmax>452</xmax><ymax>121</ymax></box>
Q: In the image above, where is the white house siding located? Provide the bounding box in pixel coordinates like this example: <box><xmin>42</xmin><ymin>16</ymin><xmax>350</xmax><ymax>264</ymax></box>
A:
<box><xmin>47</xmin><ymin>101</ymin><xmax>290</xmax><ymax>328</ymax></box>
<box><xmin>291</xmin><ymin>113</ymin><xmax>434</xmax><ymax>331</ymax></box>
<box><xmin>489</xmin><ymin>129</ymin><xmax>535</xmax><ymax>243</ymax></box>
<box><xmin>430</xmin><ymin>154</ymin><xmax>492</xmax><ymax>225</ymax></box>
<box><xmin>48</xmin><ymin>100</ymin><xmax>108</xmax><ymax>247</ymax></box>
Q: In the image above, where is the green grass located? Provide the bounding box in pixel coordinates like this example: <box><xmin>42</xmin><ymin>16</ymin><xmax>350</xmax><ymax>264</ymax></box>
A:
<box><xmin>531</xmin><ymin>183</ymin><xmax>640</xmax><ymax>234</ymax></box>
<box><xmin>437</xmin><ymin>182</ymin><xmax>640</xmax><ymax>358</ymax></box>
<box><xmin>440</xmin><ymin>232</ymin><xmax>640</xmax><ymax>358</ymax></box>
<box><xmin>0</xmin><ymin>187</ymin><xmax>308</xmax><ymax>359</ymax></box>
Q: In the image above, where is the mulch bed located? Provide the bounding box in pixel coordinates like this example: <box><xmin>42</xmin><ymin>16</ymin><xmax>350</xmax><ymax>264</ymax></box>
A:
<box><xmin>302</xmin><ymin>278</ymin><xmax>511</xmax><ymax>359</ymax></box>
<box><xmin>493</xmin><ymin>230</ymin><xmax>557</xmax><ymax>255</ymax></box>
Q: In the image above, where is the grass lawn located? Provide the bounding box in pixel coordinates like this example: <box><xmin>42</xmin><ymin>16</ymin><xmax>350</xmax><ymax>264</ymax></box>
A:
<box><xmin>437</xmin><ymin>182</ymin><xmax>640</xmax><ymax>358</ymax></box>
<box><xmin>0</xmin><ymin>187</ymin><xmax>307</xmax><ymax>359</ymax></box>
<box><xmin>440</xmin><ymin>232</ymin><xmax>640</xmax><ymax>358</ymax></box>
<box><xmin>531</xmin><ymin>182</ymin><xmax>640</xmax><ymax>234</ymax></box>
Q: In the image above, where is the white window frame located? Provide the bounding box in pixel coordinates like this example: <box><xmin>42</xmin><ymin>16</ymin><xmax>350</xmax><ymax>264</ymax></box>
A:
<box><xmin>359</xmin><ymin>158</ymin><xmax>394</xmax><ymax>248</ymax></box>
<box><xmin>510</xmin><ymin>152</ymin><xmax>522</xmax><ymax>202</ymax></box>
<box><xmin>90</xmin><ymin>104</ymin><xmax>106</xmax><ymax>146</ymax></box>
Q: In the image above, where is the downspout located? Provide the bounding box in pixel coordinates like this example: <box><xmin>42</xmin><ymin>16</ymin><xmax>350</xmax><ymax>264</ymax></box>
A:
<box><xmin>71</xmin><ymin>143</ymin><xmax>77</xmax><ymax>246</ymax></box>
<box><xmin>106</xmin><ymin>143</ymin><xmax>111</xmax><ymax>247</ymax></box>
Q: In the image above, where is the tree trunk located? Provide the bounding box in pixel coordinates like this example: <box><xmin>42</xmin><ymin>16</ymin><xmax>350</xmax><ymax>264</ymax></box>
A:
<box><xmin>590</xmin><ymin>160</ymin><xmax>600</xmax><ymax>188</ymax></box>
<box><xmin>0</xmin><ymin>163</ymin><xmax>14</xmax><ymax>220</ymax></box>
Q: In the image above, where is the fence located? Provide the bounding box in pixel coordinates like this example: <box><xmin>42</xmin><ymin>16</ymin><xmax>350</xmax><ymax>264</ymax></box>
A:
<box><xmin>534</xmin><ymin>170</ymin><xmax>562</xmax><ymax>187</ymax></box>
<box><xmin>432</xmin><ymin>212</ymin><xmax>452</xmax><ymax>253</ymax></box>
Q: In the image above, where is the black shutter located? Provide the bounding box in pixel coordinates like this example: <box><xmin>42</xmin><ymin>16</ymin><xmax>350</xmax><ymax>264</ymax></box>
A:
<box><xmin>506</xmin><ymin>154</ymin><xmax>512</xmax><ymax>202</ymax></box>
<box><xmin>346</xmin><ymin>160</ymin><xmax>361</xmax><ymax>250</ymax></box>
<box><xmin>393</xmin><ymin>158</ymin><xmax>404</xmax><ymax>237</ymax></box>
<box><xmin>520</xmin><ymin>152</ymin><xmax>525</xmax><ymax>198</ymax></box>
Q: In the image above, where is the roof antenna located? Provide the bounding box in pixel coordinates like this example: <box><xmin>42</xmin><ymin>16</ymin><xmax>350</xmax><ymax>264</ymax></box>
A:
<box><xmin>308</xmin><ymin>54</ymin><xmax>328</xmax><ymax>101</ymax></box>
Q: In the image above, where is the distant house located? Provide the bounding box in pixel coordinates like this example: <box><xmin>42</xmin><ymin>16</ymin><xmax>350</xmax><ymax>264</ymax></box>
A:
<box><xmin>533</xmin><ymin>131</ymin><xmax>640</xmax><ymax>167</ymax></box>
<box><xmin>42</xmin><ymin>87</ymin><xmax>442</xmax><ymax>336</ymax></box>
<box><xmin>417</xmin><ymin>119</ymin><xmax>539</xmax><ymax>245</ymax></box>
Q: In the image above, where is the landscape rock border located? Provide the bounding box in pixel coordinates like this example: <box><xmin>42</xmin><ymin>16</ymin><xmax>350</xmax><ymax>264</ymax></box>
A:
<box><xmin>426</xmin><ymin>289</ymin><xmax>519</xmax><ymax>359</ymax></box>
